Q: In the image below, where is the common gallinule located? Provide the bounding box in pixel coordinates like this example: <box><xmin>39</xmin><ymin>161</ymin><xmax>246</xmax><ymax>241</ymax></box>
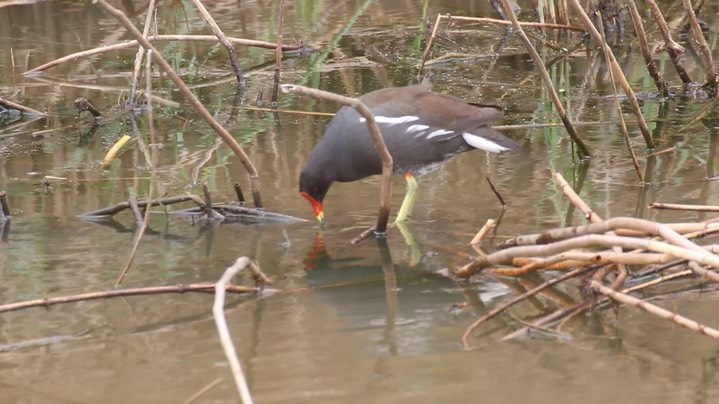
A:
<box><xmin>299</xmin><ymin>82</ymin><xmax>520</xmax><ymax>222</ymax></box>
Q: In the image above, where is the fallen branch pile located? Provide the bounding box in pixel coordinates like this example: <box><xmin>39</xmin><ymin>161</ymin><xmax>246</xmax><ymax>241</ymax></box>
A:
<box><xmin>459</xmin><ymin>172</ymin><xmax>719</xmax><ymax>347</ymax></box>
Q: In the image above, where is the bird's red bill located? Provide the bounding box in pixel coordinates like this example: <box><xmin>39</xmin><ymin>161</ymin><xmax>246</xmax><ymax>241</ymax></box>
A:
<box><xmin>300</xmin><ymin>191</ymin><xmax>325</xmax><ymax>222</ymax></box>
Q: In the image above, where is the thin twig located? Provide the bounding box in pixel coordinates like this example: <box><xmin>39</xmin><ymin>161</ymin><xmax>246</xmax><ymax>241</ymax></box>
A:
<box><xmin>643</xmin><ymin>0</ymin><xmax>692</xmax><ymax>84</ymax></box>
<box><xmin>597</xmin><ymin>15</ymin><xmax>643</xmax><ymax>182</ymax></box>
<box><xmin>184</xmin><ymin>378</ymin><xmax>224</xmax><ymax>404</ymax></box>
<box><xmin>129</xmin><ymin>0</ymin><xmax>157</xmax><ymax>103</ymax></box>
<box><xmin>462</xmin><ymin>266</ymin><xmax>594</xmax><ymax>348</ymax></box>
<box><xmin>0</xmin><ymin>97</ymin><xmax>46</xmax><ymax>116</ymax></box>
<box><xmin>0</xmin><ymin>283</ymin><xmax>260</xmax><ymax>314</ymax></box>
<box><xmin>485</xmin><ymin>175</ymin><xmax>507</xmax><ymax>206</ymax></box>
<box><xmin>213</xmin><ymin>257</ymin><xmax>257</xmax><ymax>404</ymax></box>
<box><xmin>591</xmin><ymin>280</ymin><xmax>719</xmax><ymax>339</ymax></box>
<box><xmin>625</xmin><ymin>0</ymin><xmax>670</xmax><ymax>97</ymax></box>
<box><xmin>115</xmin><ymin>51</ymin><xmax>159</xmax><ymax>287</ymax></box>
<box><xmin>271</xmin><ymin>0</ymin><xmax>285</xmax><ymax>107</ymax></box>
<box><xmin>25</xmin><ymin>35</ymin><xmax>306</xmax><ymax>74</ymax></box>
<box><xmin>649</xmin><ymin>202</ymin><xmax>719</xmax><ymax>212</ymax></box>
<box><xmin>681</xmin><ymin>0</ymin><xmax>717</xmax><ymax>93</ymax></box>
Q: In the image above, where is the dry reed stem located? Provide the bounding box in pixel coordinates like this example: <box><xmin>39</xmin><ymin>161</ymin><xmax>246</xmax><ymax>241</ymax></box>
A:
<box><xmin>271</xmin><ymin>0</ymin><xmax>285</xmax><ymax>106</ymax></box>
<box><xmin>568</xmin><ymin>0</ymin><xmax>654</xmax><ymax>149</ymax></box>
<box><xmin>94</xmin><ymin>0</ymin><xmax>263</xmax><ymax>208</ymax></box>
<box><xmin>0</xmin><ymin>283</ymin><xmax>260</xmax><ymax>314</ymax></box>
<box><xmin>25</xmin><ymin>35</ymin><xmax>304</xmax><ymax>74</ymax></box>
<box><xmin>0</xmin><ymin>97</ymin><xmax>46</xmax><ymax>116</ymax></box>
<box><xmin>625</xmin><ymin>0</ymin><xmax>670</xmax><ymax>97</ymax></box>
<box><xmin>504</xmin><ymin>217</ymin><xmax>711</xmax><ymax>253</ymax></box>
<box><xmin>190</xmin><ymin>0</ymin><xmax>245</xmax><ymax>84</ymax></box>
<box><xmin>471</xmin><ymin>219</ymin><xmax>496</xmax><ymax>245</ymax></box>
<box><xmin>643</xmin><ymin>0</ymin><xmax>692</xmax><ymax>84</ymax></box>
<box><xmin>487</xmin><ymin>254</ymin><xmax>594</xmax><ymax>276</ymax></box>
<box><xmin>439</xmin><ymin>15</ymin><xmax>584</xmax><ymax>31</ymax></box>
<box><xmin>129</xmin><ymin>0</ymin><xmax>156</xmax><ymax>103</ymax></box>
<box><xmin>457</xmin><ymin>231</ymin><xmax>719</xmax><ymax>280</ymax></box>
<box><xmin>597</xmin><ymin>15</ymin><xmax>643</xmax><ymax>182</ymax></box>
<box><xmin>554</xmin><ymin>172</ymin><xmax>629</xmax><ymax>285</ymax></box>
<box><xmin>418</xmin><ymin>13</ymin><xmax>443</xmax><ymax>75</ymax></box>
<box><xmin>681</xmin><ymin>0</ymin><xmax>716</xmax><ymax>92</ymax></box>
<box><xmin>622</xmin><ymin>269</ymin><xmax>694</xmax><ymax>294</ymax></box>
<box><xmin>461</xmin><ymin>266</ymin><xmax>594</xmax><ymax>348</ymax></box>
<box><xmin>184</xmin><ymin>377</ymin><xmax>224</xmax><ymax>404</ymax></box>
<box><xmin>649</xmin><ymin>202</ymin><xmax>719</xmax><ymax>212</ymax></box>
<box><xmin>485</xmin><ymin>176</ymin><xmax>507</xmax><ymax>206</ymax></box>
<box><xmin>280</xmin><ymin>84</ymin><xmax>393</xmax><ymax>235</ymax></box>
<box><xmin>591</xmin><ymin>281</ymin><xmax>719</xmax><ymax>339</ymax></box>
<box><xmin>512</xmin><ymin>257</ymin><xmax>589</xmax><ymax>270</ymax></box>
<box><xmin>213</xmin><ymin>257</ymin><xmax>257</xmax><ymax>404</ymax></box>
<box><xmin>499</xmin><ymin>0</ymin><xmax>590</xmax><ymax>159</ymax></box>
<box><xmin>115</xmin><ymin>52</ymin><xmax>159</xmax><ymax>287</ymax></box>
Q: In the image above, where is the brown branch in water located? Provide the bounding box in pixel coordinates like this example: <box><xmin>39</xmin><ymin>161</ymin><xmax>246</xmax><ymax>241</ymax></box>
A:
<box><xmin>0</xmin><ymin>97</ymin><xmax>46</xmax><ymax>116</ymax></box>
<box><xmin>649</xmin><ymin>202</ymin><xmax>719</xmax><ymax>212</ymax></box>
<box><xmin>485</xmin><ymin>175</ymin><xmax>507</xmax><ymax>207</ymax></box>
<box><xmin>190</xmin><ymin>0</ymin><xmax>245</xmax><ymax>85</ymax></box>
<box><xmin>280</xmin><ymin>84</ymin><xmax>394</xmax><ymax>235</ymax></box>
<box><xmin>0</xmin><ymin>283</ymin><xmax>261</xmax><ymax>314</ymax></box>
<box><xmin>498</xmin><ymin>0</ymin><xmax>590</xmax><ymax>159</ymax></box>
<box><xmin>25</xmin><ymin>35</ymin><xmax>306</xmax><ymax>75</ymax></box>
<box><xmin>202</xmin><ymin>181</ymin><xmax>224</xmax><ymax>221</ymax></box>
<box><xmin>79</xmin><ymin>194</ymin><xmax>205</xmax><ymax>217</ymax></box>
<box><xmin>93</xmin><ymin>0</ymin><xmax>263</xmax><ymax>208</ymax></box>
<box><xmin>213</xmin><ymin>257</ymin><xmax>259</xmax><ymax>403</ymax></box>
<box><xmin>591</xmin><ymin>280</ymin><xmax>719</xmax><ymax>339</ymax></box>
<box><xmin>681</xmin><ymin>0</ymin><xmax>717</xmax><ymax>94</ymax></box>
<box><xmin>233</xmin><ymin>182</ymin><xmax>246</xmax><ymax>205</ymax></box>
<box><xmin>625</xmin><ymin>0</ymin><xmax>670</xmax><ymax>97</ymax></box>
<box><xmin>461</xmin><ymin>266</ymin><xmax>594</xmax><ymax>348</ymax></box>
<box><xmin>128</xmin><ymin>196</ymin><xmax>144</xmax><ymax>224</ymax></box>
<box><xmin>643</xmin><ymin>0</ymin><xmax>692</xmax><ymax>84</ymax></box>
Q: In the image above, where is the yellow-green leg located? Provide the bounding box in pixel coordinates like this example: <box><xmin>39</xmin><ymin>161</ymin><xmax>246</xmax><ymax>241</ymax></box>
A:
<box><xmin>395</xmin><ymin>221</ymin><xmax>423</xmax><ymax>267</ymax></box>
<box><xmin>394</xmin><ymin>173</ymin><xmax>418</xmax><ymax>224</ymax></box>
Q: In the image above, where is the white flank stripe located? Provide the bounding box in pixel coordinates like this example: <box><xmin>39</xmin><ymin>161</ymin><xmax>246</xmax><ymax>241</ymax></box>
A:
<box><xmin>462</xmin><ymin>132</ymin><xmax>510</xmax><ymax>153</ymax></box>
<box><xmin>426</xmin><ymin>129</ymin><xmax>453</xmax><ymax>139</ymax></box>
<box><xmin>359</xmin><ymin>115</ymin><xmax>420</xmax><ymax>125</ymax></box>
<box><xmin>406</xmin><ymin>124</ymin><xmax>429</xmax><ymax>134</ymax></box>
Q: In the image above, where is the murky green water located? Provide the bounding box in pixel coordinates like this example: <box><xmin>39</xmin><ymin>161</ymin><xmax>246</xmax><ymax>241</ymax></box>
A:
<box><xmin>1</xmin><ymin>0</ymin><xmax>718</xmax><ymax>402</ymax></box>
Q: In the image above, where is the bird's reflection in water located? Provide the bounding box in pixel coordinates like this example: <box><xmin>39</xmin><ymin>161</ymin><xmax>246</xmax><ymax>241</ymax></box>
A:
<box><xmin>301</xmin><ymin>229</ymin><xmax>466</xmax><ymax>355</ymax></box>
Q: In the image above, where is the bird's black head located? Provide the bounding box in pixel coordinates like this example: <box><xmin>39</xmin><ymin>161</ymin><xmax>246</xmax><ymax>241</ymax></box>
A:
<box><xmin>299</xmin><ymin>167</ymin><xmax>333</xmax><ymax>222</ymax></box>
